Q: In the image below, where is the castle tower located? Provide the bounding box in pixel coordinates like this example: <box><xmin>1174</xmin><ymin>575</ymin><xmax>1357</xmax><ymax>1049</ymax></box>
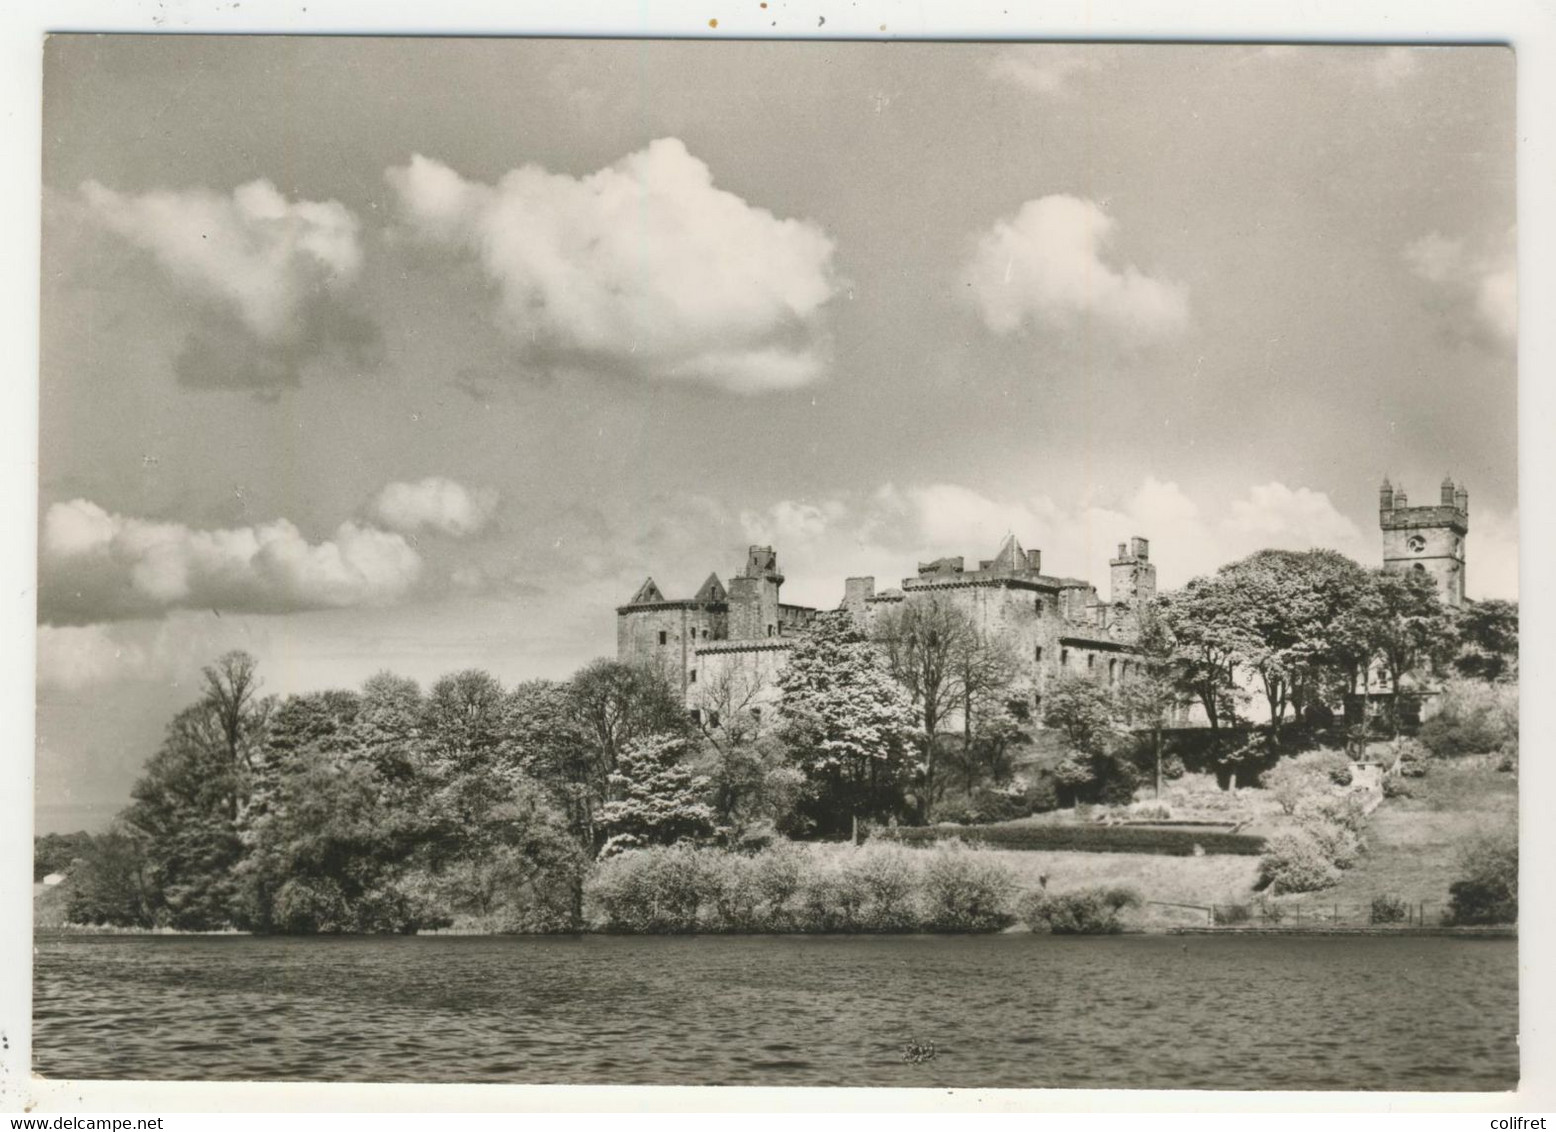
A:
<box><xmin>728</xmin><ymin>545</ymin><xmax>785</xmax><ymax>639</ymax></box>
<box><xmin>1380</xmin><ymin>476</ymin><xmax>1468</xmax><ymax>607</ymax></box>
<box><xmin>1109</xmin><ymin>536</ymin><xmax>1157</xmax><ymax>606</ymax></box>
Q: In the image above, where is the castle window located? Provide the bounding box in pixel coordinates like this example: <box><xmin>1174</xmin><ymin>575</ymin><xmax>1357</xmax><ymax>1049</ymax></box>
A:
<box><xmin>689</xmin><ymin>709</ymin><xmax>702</xmax><ymax>725</ymax></box>
<box><xmin>1060</xmin><ymin>648</ymin><xmax>1069</xmax><ymax>667</ymax></box>
<box><xmin>1035</xmin><ymin>597</ymin><xmax>1043</xmax><ymax>613</ymax></box>
<box><xmin>708</xmin><ymin>711</ymin><xmax>721</xmax><ymax>728</ymax></box>
<box><xmin>689</xmin><ymin>669</ymin><xmax>697</xmax><ymax>684</ymax></box>
<box><xmin>658</xmin><ymin>630</ymin><xmax>668</xmax><ymax>646</ymax></box>
<box><xmin>1413</xmin><ymin>563</ymin><xmax>1427</xmax><ymax>575</ymax></box>
<box><xmin>1035</xmin><ymin>645</ymin><xmax>1043</xmax><ymax>662</ymax></box>
<box><xmin>767</xmin><ymin>624</ymin><xmax>775</xmax><ymax>637</ymax></box>
<box><xmin>1087</xmin><ymin>654</ymin><xmax>1095</xmax><ymax>671</ymax></box>
<box><xmin>1109</xmin><ymin>658</ymin><xmax>1117</xmax><ymax>684</ymax></box>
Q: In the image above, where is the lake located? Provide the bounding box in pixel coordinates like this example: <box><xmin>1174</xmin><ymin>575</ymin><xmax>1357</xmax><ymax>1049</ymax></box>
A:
<box><xmin>32</xmin><ymin>932</ymin><xmax>1518</xmax><ymax>1090</ymax></box>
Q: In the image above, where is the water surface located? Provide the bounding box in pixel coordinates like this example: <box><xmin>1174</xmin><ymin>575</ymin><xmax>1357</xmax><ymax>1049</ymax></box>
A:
<box><xmin>33</xmin><ymin>933</ymin><xmax>1517</xmax><ymax>1090</ymax></box>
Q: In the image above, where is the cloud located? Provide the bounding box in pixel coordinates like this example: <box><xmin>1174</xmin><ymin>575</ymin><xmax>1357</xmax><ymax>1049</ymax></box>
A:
<box><xmin>39</xmin><ymin>499</ymin><xmax>423</xmax><ymax>625</ymax></box>
<box><xmin>962</xmin><ymin>195</ymin><xmax>1189</xmax><ymax>342</ymax></box>
<box><xmin>1405</xmin><ymin>228</ymin><xmax>1516</xmax><ymax>343</ymax></box>
<box><xmin>370</xmin><ymin>477</ymin><xmax>500</xmax><ymax>538</ymax></box>
<box><xmin>36</xmin><ymin>614</ymin><xmax>269</xmax><ymax>692</ymax></box>
<box><xmin>734</xmin><ymin>478</ymin><xmax>1374</xmax><ymax>608</ymax></box>
<box><xmin>1467</xmin><ymin>508</ymin><xmax>1519</xmax><ymax>601</ymax></box>
<box><xmin>80</xmin><ymin>178</ymin><xmax>377</xmax><ymax>388</ymax></box>
<box><xmin>386</xmin><ymin>138</ymin><xmax>840</xmax><ymax>394</ymax></box>
<box><xmin>988</xmin><ymin>48</ymin><xmax>1098</xmax><ymax>96</ymax></box>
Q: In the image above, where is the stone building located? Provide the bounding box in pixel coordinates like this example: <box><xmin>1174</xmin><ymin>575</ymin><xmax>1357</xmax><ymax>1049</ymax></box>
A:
<box><xmin>617</xmin><ymin>530</ymin><xmax>1157</xmax><ymax>721</ymax></box>
<box><xmin>1378</xmin><ymin>476</ymin><xmax>1469</xmax><ymax>607</ymax></box>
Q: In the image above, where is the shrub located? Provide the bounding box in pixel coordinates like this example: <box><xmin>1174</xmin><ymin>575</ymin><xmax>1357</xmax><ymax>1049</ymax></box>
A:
<box><xmin>1020</xmin><ymin>886</ymin><xmax>1142</xmax><ymax>934</ymax></box>
<box><xmin>878</xmin><ymin>823</ymin><xmax>1266</xmax><ymax>857</ymax></box>
<box><xmin>1212</xmin><ymin>902</ymin><xmax>1252</xmax><ymax>926</ymax></box>
<box><xmin>1419</xmin><ymin>680</ymin><xmax>1518</xmax><ymax>757</ymax></box>
<box><xmin>1445</xmin><ymin>832</ymin><xmax>1518</xmax><ymax>926</ymax></box>
<box><xmin>1381</xmin><ymin>776</ymin><xmax>1413</xmax><ymax>799</ymax></box>
<box><xmin>1300</xmin><ymin>819</ymin><xmax>1363</xmax><ymax>870</ymax></box>
<box><xmin>1260</xmin><ymin>750</ymin><xmax>1352</xmax><ymax>814</ymax></box>
<box><xmin>1496</xmin><ymin>753</ymin><xmax>1517</xmax><ymax>774</ymax></box>
<box><xmin>1255</xmin><ymin>896</ymin><xmax>1285</xmax><ymax>923</ymax></box>
<box><xmin>588</xmin><ymin>845</ymin><xmax>716</xmax><ymax>933</ymax></box>
<box><xmin>918</xmin><ymin>847</ymin><xmax>1018</xmax><ymax>932</ymax></box>
<box><xmin>796</xmin><ymin>861</ymin><xmax>869</xmax><ymax>932</ymax></box>
<box><xmin>1258</xmin><ymin>828</ymin><xmax>1342</xmax><ymax>894</ymax></box>
<box><xmin>1370</xmin><ymin>894</ymin><xmax>1409</xmax><ymax>924</ymax></box>
<box><xmin>1296</xmin><ymin>791</ymin><xmax>1368</xmax><ymax>833</ymax></box>
<box><xmin>849</xmin><ymin>843</ymin><xmax>920</xmax><ymax>931</ymax></box>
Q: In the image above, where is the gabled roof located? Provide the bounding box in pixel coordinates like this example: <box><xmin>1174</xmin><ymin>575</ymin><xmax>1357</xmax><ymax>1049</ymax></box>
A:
<box><xmin>693</xmin><ymin>573</ymin><xmax>726</xmax><ymax>602</ymax></box>
<box><xmin>629</xmin><ymin>576</ymin><xmax>666</xmax><ymax>604</ymax></box>
<box><xmin>987</xmin><ymin>533</ymin><xmax>1028</xmax><ymax>572</ymax></box>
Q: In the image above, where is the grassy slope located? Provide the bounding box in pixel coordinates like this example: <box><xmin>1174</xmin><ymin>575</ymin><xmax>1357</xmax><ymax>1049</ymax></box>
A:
<box><xmin>1310</xmin><ymin>756</ymin><xmax>1516</xmax><ymax>911</ymax></box>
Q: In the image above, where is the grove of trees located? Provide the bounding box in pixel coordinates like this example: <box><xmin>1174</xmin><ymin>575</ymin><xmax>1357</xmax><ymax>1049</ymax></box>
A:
<box><xmin>44</xmin><ymin>544</ymin><xmax>1514</xmax><ymax>933</ymax></box>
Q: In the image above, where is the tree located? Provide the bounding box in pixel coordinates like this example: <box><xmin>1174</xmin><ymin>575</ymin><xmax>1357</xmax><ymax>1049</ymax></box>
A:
<box><xmin>1117</xmin><ymin>605</ymin><xmax>1182</xmax><ymax>798</ymax></box>
<box><xmin>1210</xmin><ymin>550</ymin><xmax>1378</xmax><ymax>733</ymax></box>
<box><xmin>33</xmin><ymin>830</ymin><xmax>93</xmax><ymax>883</ymax></box>
<box><xmin>1454</xmin><ymin>599</ymin><xmax>1519</xmax><ymax>683</ymax></box>
<box><xmin>875</xmin><ymin>595</ymin><xmax>1021</xmax><ymax>819</ymax></box>
<box><xmin>1042</xmin><ymin>673</ymin><xmax>1117</xmax><ymax>755</ymax></box>
<box><xmin>62</xmin><ymin>828</ymin><xmax>157</xmax><ymax>928</ymax></box>
<box><xmin>597</xmin><ymin>734</ymin><xmax>716</xmax><ymax>854</ymax></box>
<box><xmin>778</xmin><ymin>615</ymin><xmax>915</xmax><ymax>836</ymax></box>
<box><xmin>1369</xmin><ymin>568</ymin><xmax>1456</xmax><ymax>730</ymax></box>
<box><xmin>689</xmin><ymin>663</ymin><xmax>792</xmax><ymax>842</ymax></box>
<box><xmin>122</xmin><ymin>699</ymin><xmax>254</xmax><ymax>928</ymax></box>
<box><xmin>1156</xmin><ymin>576</ymin><xmax>1248</xmax><ymax>733</ymax></box>
<box><xmin>200</xmin><ymin>651</ymin><xmax>273</xmax><ymax>821</ymax></box>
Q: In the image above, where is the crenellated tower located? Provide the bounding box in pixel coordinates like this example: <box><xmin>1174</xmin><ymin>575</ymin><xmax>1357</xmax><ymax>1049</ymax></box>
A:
<box><xmin>1380</xmin><ymin>476</ymin><xmax>1468</xmax><ymax>607</ymax></box>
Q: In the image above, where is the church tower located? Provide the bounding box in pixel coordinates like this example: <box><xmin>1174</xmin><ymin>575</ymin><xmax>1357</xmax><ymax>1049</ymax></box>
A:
<box><xmin>1379</xmin><ymin>476</ymin><xmax>1468</xmax><ymax>607</ymax></box>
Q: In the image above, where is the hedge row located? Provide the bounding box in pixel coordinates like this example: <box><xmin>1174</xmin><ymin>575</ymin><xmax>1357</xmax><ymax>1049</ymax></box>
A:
<box><xmin>878</xmin><ymin>822</ymin><xmax>1267</xmax><ymax>857</ymax></box>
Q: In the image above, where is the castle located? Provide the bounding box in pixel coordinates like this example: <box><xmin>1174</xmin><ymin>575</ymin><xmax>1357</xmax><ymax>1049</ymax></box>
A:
<box><xmin>618</xmin><ymin>476</ymin><xmax>1472</xmax><ymax>723</ymax></box>
<box><xmin>618</xmin><ymin>531</ymin><xmax>1158</xmax><ymax>719</ymax></box>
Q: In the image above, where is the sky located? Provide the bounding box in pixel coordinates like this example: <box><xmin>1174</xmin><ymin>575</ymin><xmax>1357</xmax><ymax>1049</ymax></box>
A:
<box><xmin>35</xmin><ymin>37</ymin><xmax>1517</xmax><ymax>833</ymax></box>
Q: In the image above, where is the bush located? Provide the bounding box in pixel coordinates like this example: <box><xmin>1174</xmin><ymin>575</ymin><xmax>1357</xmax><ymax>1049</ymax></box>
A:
<box><xmin>1296</xmin><ymin>791</ymin><xmax>1368</xmax><ymax>833</ymax></box>
<box><xmin>586</xmin><ymin>842</ymin><xmax>1018</xmax><ymax>934</ymax></box>
<box><xmin>879</xmin><ymin>822</ymin><xmax>1266</xmax><ymax>857</ymax></box>
<box><xmin>918</xmin><ymin>847</ymin><xmax>1019</xmax><ymax>932</ymax></box>
<box><xmin>1445</xmin><ymin>833</ymin><xmax>1517</xmax><ymax>926</ymax></box>
<box><xmin>1381</xmin><ymin>776</ymin><xmax>1413</xmax><ymax>799</ymax></box>
<box><xmin>1370</xmin><ymin>894</ymin><xmax>1409</xmax><ymax>924</ymax></box>
<box><xmin>1212</xmin><ymin>902</ymin><xmax>1252</xmax><ymax>925</ymax></box>
<box><xmin>588</xmin><ymin>845</ymin><xmax>716</xmax><ymax>933</ymax></box>
<box><xmin>1258</xmin><ymin>828</ymin><xmax>1342</xmax><ymax>894</ymax></box>
<box><xmin>1020</xmin><ymin>886</ymin><xmax>1142</xmax><ymax>934</ymax></box>
<box><xmin>1419</xmin><ymin>680</ymin><xmax>1518</xmax><ymax>757</ymax></box>
<box><xmin>1300</xmin><ymin>819</ymin><xmax>1363</xmax><ymax>870</ymax></box>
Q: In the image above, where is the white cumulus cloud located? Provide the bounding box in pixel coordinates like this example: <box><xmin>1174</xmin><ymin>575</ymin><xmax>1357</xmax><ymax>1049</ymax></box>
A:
<box><xmin>370</xmin><ymin>477</ymin><xmax>500</xmax><ymax>538</ymax></box>
<box><xmin>963</xmin><ymin>195</ymin><xmax>1189</xmax><ymax>342</ymax></box>
<box><xmin>81</xmin><ymin>178</ymin><xmax>363</xmax><ymax>343</ymax></box>
<box><xmin>386</xmin><ymin>138</ymin><xmax>840</xmax><ymax>394</ymax></box>
<box><xmin>40</xmin><ymin>499</ymin><xmax>423</xmax><ymax>625</ymax></box>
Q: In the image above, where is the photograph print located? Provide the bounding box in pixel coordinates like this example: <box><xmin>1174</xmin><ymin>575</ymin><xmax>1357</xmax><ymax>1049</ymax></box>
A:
<box><xmin>31</xmin><ymin>36</ymin><xmax>1519</xmax><ymax>1091</ymax></box>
